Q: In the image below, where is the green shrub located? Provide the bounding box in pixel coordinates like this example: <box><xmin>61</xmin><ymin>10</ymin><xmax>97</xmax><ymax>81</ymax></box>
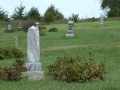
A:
<box><xmin>0</xmin><ymin>60</ymin><xmax>27</xmax><ymax>81</ymax></box>
<box><xmin>23</xmin><ymin>19</ymin><xmax>36</xmax><ymax>32</ymax></box>
<box><xmin>0</xmin><ymin>47</ymin><xmax>24</xmax><ymax>60</ymax></box>
<box><xmin>39</xmin><ymin>25</ymin><xmax>46</xmax><ymax>29</ymax></box>
<box><xmin>48</xmin><ymin>27</ymin><xmax>58</xmax><ymax>32</ymax></box>
<box><xmin>12</xmin><ymin>47</ymin><xmax>24</xmax><ymax>59</ymax></box>
<box><xmin>48</xmin><ymin>55</ymin><xmax>105</xmax><ymax>83</ymax></box>
<box><xmin>13</xmin><ymin>27</ymin><xmax>22</xmax><ymax>31</ymax></box>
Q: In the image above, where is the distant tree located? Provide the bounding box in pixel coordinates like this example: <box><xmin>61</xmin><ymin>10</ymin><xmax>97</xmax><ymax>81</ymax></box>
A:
<box><xmin>11</xmin><ymin>3</ymin><xmax>26</xmax><ymax>20</ymax></box>
<box><xmin>27</xmin><ymin>7</ymin><xmax>41</xmax><ymax>20</ymax></box>
<box><xmin>0</xmin><ymin>6</ymin><xmax>8</xmax><ymax>21</ymax></box>
<box><xmin>68</xmin><ymin>13</ymin><xmax>79</xmax><ymax>23</ymax></box>
<box><xmin>43</xmin><ymin>4</ymin><xmax>64</xmax><ymax>23</ymax></box>
<box><xmin>100</xmin><ymin>0</ymin><xmax>120</xmax><ymax>17</ymax></box>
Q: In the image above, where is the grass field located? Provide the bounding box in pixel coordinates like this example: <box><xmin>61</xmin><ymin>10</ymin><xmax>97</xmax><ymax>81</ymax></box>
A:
<box><xmin>0</xmin><ymin>21</ymin><xmax>120</xmax><ymax>90</ymax></box>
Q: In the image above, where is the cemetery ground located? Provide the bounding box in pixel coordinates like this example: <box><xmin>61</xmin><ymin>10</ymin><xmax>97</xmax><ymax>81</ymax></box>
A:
<box><xmin>0</xmin><ymin>21</ymin><xmax>120</xmax><ymax>90</ymax></box>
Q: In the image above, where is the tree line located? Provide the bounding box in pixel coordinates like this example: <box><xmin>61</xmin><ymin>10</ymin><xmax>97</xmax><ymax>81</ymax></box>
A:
<box><xmin>1</xmin><ymin>0</ymin><xmax>120</xmax><ymax>22</ymax></box>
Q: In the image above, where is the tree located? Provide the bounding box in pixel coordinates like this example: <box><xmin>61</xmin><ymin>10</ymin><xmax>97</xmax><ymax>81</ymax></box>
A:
<box><xmin>100</xmin><ymin>0</ymin><xmax>120</xmax><ymax>17</ymax></box>
<box><xmin>27</xmin><ymin>7</ymin><xmax>41</xmax><ymax>20</ymax></box>
<box><xmin>11</xmin><ymin>3</ymin><xmax>26</xmax><ymax>20</ymax></box>
<box><xmin>68</xmin><ymin>13</ymin><xmax>79</xmax><ymax>23</ymax></box>
<box><xmin>0</xmin><ymin>6</ymin><xmax>8</xmax><ymax>21</ymax></box>
<box><xmin>43</xmin><ymin>4</ymin><xmax>64</xmax><ymax>23</ymax></box>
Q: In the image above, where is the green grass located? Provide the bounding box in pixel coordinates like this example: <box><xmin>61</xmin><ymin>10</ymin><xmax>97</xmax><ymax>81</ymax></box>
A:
<box><xmin>0</xmin><ymin>21</ymin><xmax>120</xmax><ymax>90</ymax></box>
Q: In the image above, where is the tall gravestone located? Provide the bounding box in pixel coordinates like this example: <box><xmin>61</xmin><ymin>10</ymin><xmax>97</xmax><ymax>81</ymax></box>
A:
<box><xmin>21</xmin><ymin>25</ymin><xmax>44</xmax><ymax>80</ymax></box>
<box><xmin>100</xmin><ymin>14</ymin><xmax>104</xmax><ymax>26</ymax></box>
<box><xmin>66</xmin><ymin>20</ymin><xmax>75</xmax><ymax>37</ymax></box>
<box><xmin>8</xmin><ymin>24</ymin><xmax>12</xmax><ymax>30</ymax></box>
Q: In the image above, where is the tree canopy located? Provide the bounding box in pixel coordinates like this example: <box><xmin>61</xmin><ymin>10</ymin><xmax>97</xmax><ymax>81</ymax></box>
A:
<box><xmin>43</xmin><ymin>4</ymin><xmax>64</xmax><ymax>23</ymax></box>
<box><xmin>11</xmin><ymin>3</ymin><xmax>26</xmax><ymax>20</ymax></box>
<box><xmin>0</xmin><ymin>6</ymin><xmax>8</xmax><ymax>21</ymax></box>
<box><xmin>27</xmin><ymin>7</ymin><xmax>41</xmax><ymax>20</ymax></box>
<box><xmin>101</xmin><ymin>0</ymin><xmax>120</xmax><ymax>17</ymax></box>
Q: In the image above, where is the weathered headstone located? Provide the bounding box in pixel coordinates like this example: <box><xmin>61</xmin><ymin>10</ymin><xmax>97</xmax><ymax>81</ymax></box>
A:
<box><xmin>21</xmin><ymin>25</ymin><xmax>44</xmax><ymax>80</ymax></box>
<box><xmin>100</xmin><ymin>14</ymin><xmax>104</xmax><ymax>26</ymax></box>
<box><xmin>66</xmin><ymin>20</ymin><xmax>75</xmax><ymax>37</ymax></box>
<box><xmin>15</xmin><ymin>36</ymin><xmax>18</xmax><ymax>48</ymax></box>
<box><xmin>35</xmin><ymin>22</ymin><xmax>39</xmax><ymax>29</ymax></box>
<box><xmin>8</xmin><ymin>24</ymin><xmax>12</xmax><ymax>30</ymax></box>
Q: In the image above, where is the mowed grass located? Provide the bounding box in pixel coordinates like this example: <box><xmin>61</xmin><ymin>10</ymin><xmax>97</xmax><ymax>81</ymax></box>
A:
<box><xmin>0</xmin><ymin>21</ymin><xmax>120</xmax><ymax>90</ymax></box>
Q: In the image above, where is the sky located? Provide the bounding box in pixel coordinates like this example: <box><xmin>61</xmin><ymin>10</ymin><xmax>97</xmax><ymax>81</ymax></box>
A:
<box><xmin>0</xmin><ymin>0</ymin><xmax>103</xmax><ymax>19</ymax></box>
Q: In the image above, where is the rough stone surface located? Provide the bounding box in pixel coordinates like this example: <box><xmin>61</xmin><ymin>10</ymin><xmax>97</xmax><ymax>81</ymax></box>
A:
<box><xmin>26</xmin><ymin>26</ymin><xmax>41</xmax><ymax>71</ymax></box>
<box><xmin>21</xmin><ymin>71</ymin><xmax>44</xmax><ymax>80</ymax></box>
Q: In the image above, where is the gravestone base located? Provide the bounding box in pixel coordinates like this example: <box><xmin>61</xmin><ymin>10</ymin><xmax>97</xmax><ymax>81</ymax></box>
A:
<box><xmin>66</xmin><ymin>34</ymin><xmax>75</xmax><ymax>37</ymax></box>
<box><xmin>100</xmin><ymin>24</ymin><xmax>104</xmax><ymax>26</ymax></box>
<box><xmin>21</xmin><ymin>71</ymin><xmax>44</xmax><ymax>80</ymax></box>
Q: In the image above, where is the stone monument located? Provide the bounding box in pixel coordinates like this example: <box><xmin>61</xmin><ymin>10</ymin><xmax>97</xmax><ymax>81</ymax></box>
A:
<box><xmin>100</xmin><ymin>14</ymin><xmax>104</xmax><ymax>26</ymax></box>
<box><xmin>8</xmin><ymin>24</ymin><xmax>12</xmax><ymax>30</ymax></box>
<box><xmin>15</xmin><ymin>36</ymin><xmax>18</xmax><ymax>48</ymax></box>
<box><xmin>35</xmin><ymin>22</ymin><xmax>39</xmax><ymax>29</ymax></box>
<box><xmin>66</xmin><ymin>20</ymin><xmax>75</xmax><ymax>37</ymax></box>
<box><xmin>19</xmin><ymin>22</ymin><xmax>22</xmax><ymax>28</ymax></box>
<box><xmin>21</xmin><ymin>25</ymin><xmax>44</xmax><ymax>80</ymax></box>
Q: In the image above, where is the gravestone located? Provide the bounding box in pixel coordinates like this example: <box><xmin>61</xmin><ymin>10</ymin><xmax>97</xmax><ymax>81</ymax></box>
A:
<box><xmin>66</xmin><ymin>20</ymin><xmax>75</xmax><ymax>37</ymax></box>
<box><xmin>35</xmin><ymin>22</ymin><xmax>39</xmax><ymax>29</ymax></box>
<box><xmin>21</xmin><ymin>25</ymin><xmax>44</xmax><ymax>80</ymax></box>
<box><xmin>15</xmin><ymin>36</ymin><xmax>18</xmax><ymax>48</ymax></box>
<box><xmin>100</xmin><ymin>14</ymin><xmax>104</xmax><ymax>26</ymax></box>
<box><xmin>19</xmin><ymin>22</ymin><xmax>22</xmax><ymax>28</ymax></box>
<box><xmin>8</xmin><ymin>24</ymin><xmax>12</xmax><ymax>30</ymax></box>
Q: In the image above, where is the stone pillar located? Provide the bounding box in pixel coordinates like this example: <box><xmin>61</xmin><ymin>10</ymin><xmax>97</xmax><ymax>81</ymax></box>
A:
<box><xmin>26</xmin><ymin>26</ymin><xmax>41</xmax><ymax>71</ymax></box>
<box><xmin>66</xmin><ymin>20</ymin><xmax>75</xmax><ymax>37</ymax></box>
<box><xmin>100</xmin><ymin>14</ymin><xmax>104</xmax><ymax>26</ymax></box>
<box><xmin>15</xmin><ymin>36</ymin><xmax>18</xmax><ymax>48</ymax></box>
<box><xmin>8</xmin><ymin>24</ymin><xmax>12</xmax><ymax>30</ymax></box>
<box><xmin>21</xmin><ymin>26</ymin><xmax>44</xmax><ymax>80</ymax></box>
<box><xmin>35</xmin><ymin>22</ymin><xmax>39</xmax><ymax>29</ymax></box>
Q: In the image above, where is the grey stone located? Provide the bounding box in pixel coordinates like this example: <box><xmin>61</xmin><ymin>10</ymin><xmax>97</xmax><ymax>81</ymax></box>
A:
<box><xmin>8</xmin><ymin>24</ymin><xmax>12</xmax><ymax>30</ymax></box>
<box><xmin>19</xmin><ymin>22</ymin><xmax>22</xmax><ymax>28</ymax></box>
<box><xmin>26</xmin><ymin>26</ymin><xmax>41</xmax><ymax>71</ymax></box>
<box><xmin>66</xmin><ymin>20</ymin><xmax>75</xmax><ymax>37</ymax></box>
<box><xmin>100</xmin><ymin>14</ymin><xmax>104</xmax><ymax>26</ymax></box>
<box><xmin>21</xmin><ymin>71</ymin><xmax>44</xmax><ymax>80</ymax></box>
<box><xmin>35</xmin><ymin>22</ymin><xmax>39</xmax><ymax>29</ymax></box>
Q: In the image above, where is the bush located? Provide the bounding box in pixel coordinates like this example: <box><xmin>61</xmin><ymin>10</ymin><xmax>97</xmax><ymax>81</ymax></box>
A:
<box><xmin>23</xmin><ymin>19</ymin><xmax>36</xmax><ymax>32</ymax></box>
<box><xmin>48</xmin><ymin>27</ymin><xmax>58</xmax><ymax>32</ymax></box>
<box><xmin>13</xmin><ymin>27</ymin><xmax>22</xmax><ymax>31</ymax></box>
<box><xmin>0</xmin><ymin>47</ymin><xmax>24</xmax><ymax>60</ymax></box>
<box><xmin>48</xmin><ymin>55</ymin><xmax>105</xmax><ymax>83</ymax></box>
<box><xmin>0</xmin><ymin>60</ymin><xmax>27</xmax><ymax>81</ymax></box>
<box><xmin>39</xmin><ymin>25</ymin><xmax>46</xmax><ymax>29</ymax></box>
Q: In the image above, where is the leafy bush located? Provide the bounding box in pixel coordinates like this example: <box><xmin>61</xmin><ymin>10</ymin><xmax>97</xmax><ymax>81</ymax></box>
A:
<box><xmin>39</xmin><ymin>25</ymin><xmax>46</xmax><ymax>29</ymax></box>
<box><xmin>48</xmin><ymin>27</ymin><xmax>58</xmax><ymax>32</ymax></box>
<box><xmin>23</xmin><ymin>19</ymin><xmax>36</xmax><ymax>32</ymax></box>
<box><xmin>0</xmin><ymin>47</ymin><xmax>24</xmax><ymax>60</ymax></box>
<box><xmin>0</xmin><ymin>60</ymin><xmax>27</xmax><ymax>81</ymax></box>
<box><xmin>48</xmin><ymin>55</ymin><xmax>105</xmax><ymax>83</ymax></box>
<box><xmin>13</xmin><ymin>27</ymin><xmax>22</xmax><ymax>31</ymax></box>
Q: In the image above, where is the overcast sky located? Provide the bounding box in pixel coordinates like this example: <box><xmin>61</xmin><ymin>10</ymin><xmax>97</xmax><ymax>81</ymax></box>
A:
<box><xmin>0</xmin><ymin>0</ymin><xmax>103</xmax><ymax>19</ymax></box>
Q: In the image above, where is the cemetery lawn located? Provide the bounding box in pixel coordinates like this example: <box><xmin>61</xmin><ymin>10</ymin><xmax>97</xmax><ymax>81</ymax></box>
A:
<box><xmin>0</xmin><ymin>21</ymin><xmax>120</xmax><ymax>90</ymax></box>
